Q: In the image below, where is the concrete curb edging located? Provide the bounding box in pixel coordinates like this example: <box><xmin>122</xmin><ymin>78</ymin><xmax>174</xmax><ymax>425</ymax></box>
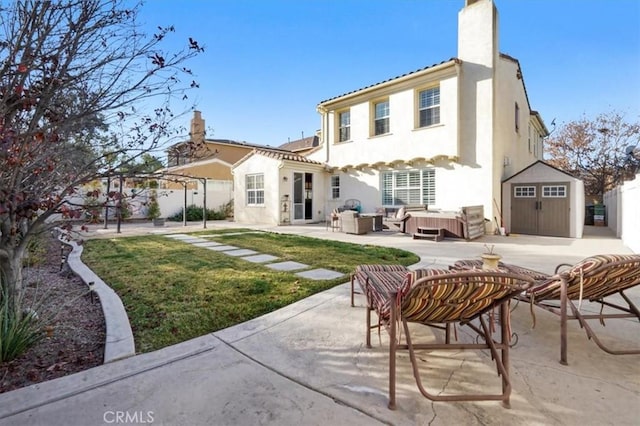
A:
<box><xmin>59</xmin><ymin>235</ymin><xmax>136</xmax><ymax>363</ymax></box>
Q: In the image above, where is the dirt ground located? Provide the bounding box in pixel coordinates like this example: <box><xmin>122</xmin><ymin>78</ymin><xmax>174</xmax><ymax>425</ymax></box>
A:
<box><xmin>0</xmin><ymin>234</ymin><xmax>105</xmax><ymax>394</ymax></box>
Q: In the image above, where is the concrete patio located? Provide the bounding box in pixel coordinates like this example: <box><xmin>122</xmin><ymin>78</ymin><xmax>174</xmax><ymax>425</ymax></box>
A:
<box><xmin>0</xmin><ymin>221</ymin><xmax>638</xmax><ymax>425</ymax></box>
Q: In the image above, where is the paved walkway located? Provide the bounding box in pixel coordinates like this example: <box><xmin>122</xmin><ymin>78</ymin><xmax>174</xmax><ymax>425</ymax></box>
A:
<box><xmin>0</xmin><ymin>221</ymin><xmax>638</xmax><ymax>425</ymax></box>
<box><xmin>165</xmin><ymin>232</ymin><xmax>345</xmax><ymax>280</ymax></box>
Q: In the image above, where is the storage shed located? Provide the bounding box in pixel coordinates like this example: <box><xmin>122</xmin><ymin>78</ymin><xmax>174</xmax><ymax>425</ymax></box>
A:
<box><xmin>502</xmin><ymin>161</ymin><xmax>584</xmax><ymax>238</ymax></box>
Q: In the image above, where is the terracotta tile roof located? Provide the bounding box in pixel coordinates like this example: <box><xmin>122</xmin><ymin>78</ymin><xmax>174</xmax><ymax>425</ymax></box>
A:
<box><xmin>253</xmin><ymin>147</ymin><xmax>323</xmax><ymax>164</ymax></box>
<box><xmin>278</xmin><ymin>135</ymin><xmax>319</xmax><ymax>152</ymax></box>
<box><xmin>168</xmin><ymin>138</ymin><xmax>267</xmax><ymax>151</ymax></box>
<box><xmin>318</xmin><ymin>58</ymin><xmax>461</xmax><ymax>105</ymax></box>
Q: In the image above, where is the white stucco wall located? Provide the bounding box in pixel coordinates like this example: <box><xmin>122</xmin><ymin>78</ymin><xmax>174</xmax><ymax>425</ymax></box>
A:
<box><xmin>604</xmin><ymin>174</ymin><xmax>640</xmax><ymax>253</ymax></box>
<box><xmin>311</xmin><ymin>70</ymin><xmax>460</xmax><ymax>169</ymax></box>
<box><xmin>233</xmin><ymin>155</ymin><xmax>328</xmax><ymax>226</ymax></box>
<box><xmin>235</xmin><ymin>0</ymin><xmax>550</xmax><ymax>229</ymax></box>
<box><xmin>495</xmin><ymin>58</ymin><xmax>541</xmax><ymax>178</ymax></box>
<box><xmin>304</xmin><ymin>0</ymin><xmax>545</xmax><ymax>226</ymax></box>
<box><xmin>280</xmin><ymin>162</ymin><xmax>328</xmax><ymax>224</ymax></box>
<box><xmin>232</xmin><ymin>155</ymin><xmax>281</xmax><ymax>225</ymax></box>
<box><xmin>620</xmin><ymin>176</ymin><xmax>640</xmax><ymax>253</ymax></box>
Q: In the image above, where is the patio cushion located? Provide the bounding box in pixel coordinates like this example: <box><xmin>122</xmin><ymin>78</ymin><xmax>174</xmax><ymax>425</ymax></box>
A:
<box><xmin>401</xmin><ymin>271</ymin><xmax>520</xmax><ymax>323</ymax></box>
<box><xmin>527</xmin><ymin>254</ymin><xmax>640</xmax><ymax>301</ymax></box>
<box><xmin>367</xmin><ymin>268</ymin><xmax>451</xmax><ymax>321</ymax></box>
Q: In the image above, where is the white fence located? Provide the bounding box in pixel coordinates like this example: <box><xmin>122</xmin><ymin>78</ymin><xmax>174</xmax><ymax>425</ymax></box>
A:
<box><xmin>604</xmin><ymin>173</ymin><xmax>640</xmax><ymax>253</ymax></box>
<box><xmin>157</xmin><ymin>180</ymin><xmax>233</xmax><ymax>219</ymax></box>
<box><xmin>62</xmin><ymin>179</ymin><xmax>233</xmax><ymax>221</ymax></box>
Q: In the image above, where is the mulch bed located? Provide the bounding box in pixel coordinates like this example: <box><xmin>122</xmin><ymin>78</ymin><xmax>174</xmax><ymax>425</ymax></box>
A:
<box><xmin>0</xmin><ymin>233</ymin><xmax>106</xmax><ymax>394</ymax></box>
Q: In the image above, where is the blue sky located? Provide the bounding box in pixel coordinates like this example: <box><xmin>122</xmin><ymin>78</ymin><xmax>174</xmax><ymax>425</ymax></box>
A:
<box><xmin>138</xmin><ymin>0</ymin><xmax>640</xmax><ymax>148</ymax></box>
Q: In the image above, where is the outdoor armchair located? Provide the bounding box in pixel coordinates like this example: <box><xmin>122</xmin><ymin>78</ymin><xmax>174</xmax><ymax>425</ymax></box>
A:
<box><xmin>383</xmin><ymin>207</ymin><xmax>411</xmax><ymax>233</ymax></box>
<box><xmin>340</xmin><ymin>210</ymin><xmax>373</xmax><ymax>235</ymax></box>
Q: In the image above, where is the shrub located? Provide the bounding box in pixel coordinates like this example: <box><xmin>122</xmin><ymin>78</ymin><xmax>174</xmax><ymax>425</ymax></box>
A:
<box><xmin>146</xmin><ymin>190</ymin><xmax>161</xmax><ymax>220</ymax></box>
<box><xmin>119</xmin><ymin>197</ymin><xmax>132</xmax><ymax>220</ymax></box>
<box><xmin>0</xmin><ymin>278</ymin><xmax>44</xmax><ymax>363</ymax></box>
<box><xmin>84</xmin><ymin>196</ymin><xmax>102</xmax><ymax>223</ymax></box>
<box><xmin>167</xmin><ymin>204</ymin><xmax>227</xmax><ymax>222</ymax></box>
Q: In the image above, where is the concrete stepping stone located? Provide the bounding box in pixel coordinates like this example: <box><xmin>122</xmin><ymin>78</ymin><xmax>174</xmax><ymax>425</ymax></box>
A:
<box><xmin>242</xmin><ymin>254</ymin><xmax>279</xmax><ymax>263</ymax></box>
<box><xmin>180</xmin><ymin>238</ymin><xmax>209</xmax><ymax>244</ymax></box>
<box><xmin>191</xmin><ymin>241</ymin><xmax>223</xmax><ymax>247</ymax></box>
<box><xmin>165</xmin><ymin>234</ymin><xmax>192</xmax><ymax>239</ymax></box>
<box><xmin>223</xmin><ymin>249</ymin><xmax>258</xmax><ymax>257</ymax></box>
<box><xmin>295</xmin><ymin>269</ymin><xmax>345</xmax><ymax>280</ymax></box>
<box><xmin>266</xmin><ymin>261</ymin><xmax>308</xmax><ymax>271</ymax></box>
<box><xmin>205</xmin><ymin>245</ymin><xmax>238</xmax><ymax>252</ymax></box>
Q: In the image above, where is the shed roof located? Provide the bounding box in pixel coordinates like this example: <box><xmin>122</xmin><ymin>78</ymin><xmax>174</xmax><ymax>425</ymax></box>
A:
<box><xmin>502</xmin><ymin>160</ymin><xmax>579</xmax><ymax>183</ymax></box>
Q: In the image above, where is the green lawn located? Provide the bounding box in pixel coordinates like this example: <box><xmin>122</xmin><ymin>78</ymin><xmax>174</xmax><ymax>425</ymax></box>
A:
<box><xmin>82</xmin><ymin>229</ymin><xmax>418</xmax><ymax>353</ymax></box>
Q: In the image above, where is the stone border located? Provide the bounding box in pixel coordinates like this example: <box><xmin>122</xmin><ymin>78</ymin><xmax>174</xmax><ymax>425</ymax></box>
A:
<box><xmin>59</xmin><ymin>233</ymin><xmax>135</xmax><ymax>363</ymax></box>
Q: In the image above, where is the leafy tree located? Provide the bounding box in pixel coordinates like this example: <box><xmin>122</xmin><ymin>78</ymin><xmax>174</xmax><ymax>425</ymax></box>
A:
<box><xmin>119</xmin><ymin>153</ymin><xmax>165</xmax><ymax>175</ymax></box>
<box><xmin>0</xmin><ymin>0</ymin><xmax>203</xmax><ymax>309</ymax></box>
<box><xmin>545</xmin><ymin>112</ymin><xmax>640</xmax><ymax>202</ymax></box>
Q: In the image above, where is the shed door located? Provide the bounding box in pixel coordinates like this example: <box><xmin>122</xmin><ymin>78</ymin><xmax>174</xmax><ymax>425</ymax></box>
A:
<box><xmin>511</xmin><ymin>182</ymin><xmax>570</xmax><ymax>237</ymax></box>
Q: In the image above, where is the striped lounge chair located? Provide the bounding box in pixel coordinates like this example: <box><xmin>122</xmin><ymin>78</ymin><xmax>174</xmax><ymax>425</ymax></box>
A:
<box><xmin>516</xmin><ymin>254</ymin><xmax>640</xmax><ymax>365</ymax></box>
<box><xmin>350</xmin><ymin>264</ymin><xmax>409</xmax><ymax>307</ymax></box>
<box><xmin>363</xmin><ymin>268</ymin><xmax>533</xmax><ymax>410</ymax></box>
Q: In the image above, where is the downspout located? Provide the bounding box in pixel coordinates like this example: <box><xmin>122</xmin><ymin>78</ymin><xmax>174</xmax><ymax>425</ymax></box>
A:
<box><xmin>455</xmin><ymin>60</ymin><xmax>462</xmax><ymax>160</ymax></box>
<box><xmin>317</xmin><ymin>105</ymin><xmax>329</xmax><ymax>163</ymax></box>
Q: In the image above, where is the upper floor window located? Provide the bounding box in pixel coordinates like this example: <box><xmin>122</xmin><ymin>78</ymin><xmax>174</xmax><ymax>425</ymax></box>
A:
<box><xmin>330</xmin><ymin>175</ymin><xmax>340</xmax><ymax>199</ymax></box>
<box><xmin>374</xmin><ymin>100</ymin><xmax>390</xmax><ymax>136</ymax></box>
<box><xmin>515</xmin><ymin>102</ymin><xmax>520</xmax><ymax>133</ymax></box>
<box><xmin>338</xmin><ymin>111</ymin><xmax>350</xmax><ymax>142</ymax></box>
<box><xmin>246</xmin><ymin>174</ymin><xmax>264</xmax><ymax>205</ymax></box>
<box><xmin>418</xmin><ymin>86</ymin><xmax>440</xmax><ymax>127</ymax></box>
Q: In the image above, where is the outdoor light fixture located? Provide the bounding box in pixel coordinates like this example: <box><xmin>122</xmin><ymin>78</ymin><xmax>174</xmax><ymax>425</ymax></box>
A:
<box><xmin>88</xmin><ymin>281</ymin><xmax>96</xmax><ymax>304</ymax></box>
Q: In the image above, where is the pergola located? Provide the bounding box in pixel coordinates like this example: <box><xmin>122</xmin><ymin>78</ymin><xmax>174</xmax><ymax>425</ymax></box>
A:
<box><xmin>100</xmin><ymin>170</ymin><xmax>213</xmax><ymax>233</ymax></box>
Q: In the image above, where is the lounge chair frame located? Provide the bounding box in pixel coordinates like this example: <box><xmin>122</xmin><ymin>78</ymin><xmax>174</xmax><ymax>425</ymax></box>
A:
<box><xmin>362</xmin><ymin>269</ymin><xmax>533</xmax><ymax>410</ymax></box>
<box><xmin>454</xmin><ymin>255</ymin><xmax>640</xmax><ymax>365</ymax></box>
<box><xmin>517</xmin><ymin>255</ymin><xmax>640</xmax><ymax>365</ymax></box>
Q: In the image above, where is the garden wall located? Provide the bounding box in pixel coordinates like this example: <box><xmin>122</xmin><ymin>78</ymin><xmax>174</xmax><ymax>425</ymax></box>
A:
<box><xmin>604</xmin><ymin>173</ymin><xmax>640</xmax><ymax>253</ymax></box>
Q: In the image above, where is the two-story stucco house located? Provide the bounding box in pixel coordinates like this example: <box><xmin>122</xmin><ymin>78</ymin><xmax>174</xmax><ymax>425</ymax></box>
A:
<box><xmin>233</xmin><ymin>0</ymin><xmax>579</xmax><ymax>235</ymax></box>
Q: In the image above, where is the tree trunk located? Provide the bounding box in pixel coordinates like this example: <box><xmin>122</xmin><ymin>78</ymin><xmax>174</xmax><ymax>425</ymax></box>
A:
<box><xmin>0</xmin><ymin>247</ymin><xmax>26</xmax><ymax>312</ymax></box>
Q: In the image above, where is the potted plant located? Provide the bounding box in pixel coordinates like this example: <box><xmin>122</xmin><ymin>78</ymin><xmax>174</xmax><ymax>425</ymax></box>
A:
<box><xmin>481</xmin><ymin>244</ymin><xmax>501</xmax><ymax>270</ymax></box>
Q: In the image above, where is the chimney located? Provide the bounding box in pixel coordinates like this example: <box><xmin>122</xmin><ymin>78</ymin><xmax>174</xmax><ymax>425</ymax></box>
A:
<box><xmin>190</xmin><ymin>110</ymin><xmax>205</xmax><ymax>144</ymax></box>
<box><xmin>458</xmin><ymin>0</ymin><xmax>498</xmax><ymax>69</ymax></box>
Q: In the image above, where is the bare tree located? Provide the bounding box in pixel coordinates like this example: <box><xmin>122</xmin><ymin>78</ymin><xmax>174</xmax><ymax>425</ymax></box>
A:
<box><xmin>545</xmin><ymin>112</ymin><xmax>640</xmax><ymax>203</ymax></box>
<box><xmin>0</xmin><ymin>0</ymin><xmax>203</xmax><ymax>306</ymax></box>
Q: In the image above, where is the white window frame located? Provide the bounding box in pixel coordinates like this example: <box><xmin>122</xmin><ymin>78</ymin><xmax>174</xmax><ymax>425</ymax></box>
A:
<box><xmin>246</xmin><ymin>173</ymin><xmax>264</xmax><ymax>206</ymax></box>
<box><xmin>338</xmin><ymin>110</ymin><xmax>350</xmax><ymax>142</ymax></box>
<box><xmin>330</xmin><ymin>175</ymin><xmax>340</xmax><ymax>199</ymax></box>
<box><xmin>373</xmin><ymin>100</ymin><xmax>389</xmax><ymax>136</ymax></box>
<box><xmin>514</xmin><ymin>186</ymin><xmax>536</xmax><ymax>198</ymax></box>
<box><xmin>381</xmin><ymin>169</ymin><xmax>435</xmax><ymax>206</ymax></box>
<box><xmin>542</xmin><ymin>185</ymin><xmax>567</xmax><ymax>198</ymax></box>
<box><xmin>418</xmin><ymin>86</ymin><xmax>440</xmax><ymax>127</ymax></box>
